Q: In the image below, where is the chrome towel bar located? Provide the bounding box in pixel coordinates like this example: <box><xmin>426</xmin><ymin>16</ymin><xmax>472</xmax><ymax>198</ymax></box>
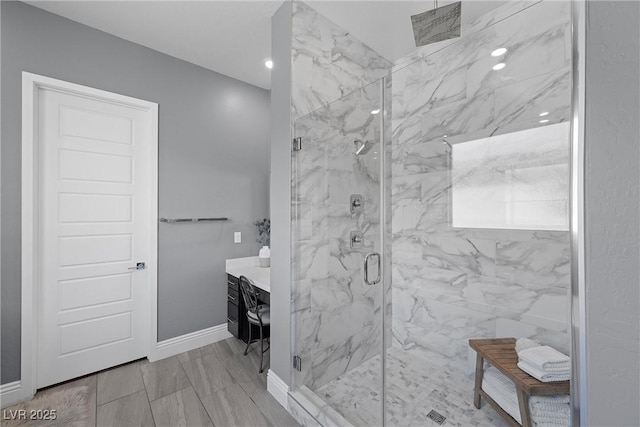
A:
<box><xmin>160</xmin><ymin>217</ymin><xmax>228</xmax><ymax>223</ymax></box>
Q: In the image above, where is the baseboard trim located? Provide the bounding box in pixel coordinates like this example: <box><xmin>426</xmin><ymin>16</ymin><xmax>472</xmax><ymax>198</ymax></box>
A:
<box><xmin>150</xmin><ymin>323</ymin><xmax>232</xmax><ymax>362</ymax></box>
<box><xmin>267</xmin><ymin>369</ymin><xmax>290</xmax><ymax>409</ymax></box>
<box><xmin>1</xmin><ymin>381</ymin><xmax>32</xmax><ymax>409</ymax></box>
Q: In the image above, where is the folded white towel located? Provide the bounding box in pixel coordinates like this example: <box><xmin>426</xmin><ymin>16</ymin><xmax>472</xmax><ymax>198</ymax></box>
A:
<box><xmin>483</xmin><ymin>367</ymin><xmax>521</xmax><ymax>421</ymax></box>
<box><xmin>532</xmin><ymin>413</ymin><xmax>570</xmax><ymax>425</ymax></box>
<box><xmin>484</xmin><ymin>366</ymin><xmax>518</xmax><ymax>395</ymax></box>
<box><xmin>530</xmin><ymin>395</ymin><xmax>571</xmax><ymax>406</ymax></box>
<box><xmin>515</xmin><ymin>337</ymin><xmax>540</xmax><ymax>353</ymax></box>
<box><xmin>535</xmin><ymin>364</ymin><xmax>572</xmax><ymax>374</ymax></box>
<box><xmin>482</xmin><ymin>380</ymin><xmax>522</xmax><ymax>424</ymax></box>
<box><xmin>530</xmin><ymin>401</ymin><xmax>571</xmax><ymax>417</ymax></box>
<box><xmin>518</xmin><ymin>361</ymin><xmax>570</xmax><ymax>382</ymax></box>
<box><xmin>518</xmin><ymin>359</ymin><xmax>570</xmax><ymax>377</ymax></box>
<box><xmin>483</xmin><ymin>366</ymin><xmax>571</xmax><ymax>425</ymax></box>
<box><xmin>519</xmin><ymin>346</ymin><xmax>570</xmax><ymax>370</ymax></box>
<box><xmin>482</xmin><ymin>384</ymin><xmax>568</xmax><ymax>426</ymax></box>
<box><xmin>533</xmin><ymin>421</ymin><xmax>570</xmax><ymax>427</ymax></box>
<box><xmin>529</xmin><ymin>405</ymin><xmax>571</xmax><ymax>422</ymax></box>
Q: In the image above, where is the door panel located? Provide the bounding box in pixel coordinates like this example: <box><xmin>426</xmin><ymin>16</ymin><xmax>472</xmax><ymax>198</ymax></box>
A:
<box><xmin>58</xmin><ymin>274</ymin><xmax>132</xmax><ymax>310</ymax></box>
<box><xmin>291</xmin><ymin>79</ymin><xmax>386</xmax><ymax>426</ymax></box>
<box><xmin>58</xmin><ymin>194</ymin><xmax>133</xmax><ymax>223</ymax></box>
<box><xmin>58</xmin><ymin>149</ymin><xmax>133</xmax><ymax>183</ymax></box>
<box><xmin>37</xmin><ymin>87</ymin><xmax>153</xmax><ymax>388</ymax></box>
<box><xmin>59</xmin><ymin>105</ymin><xmax>133</xmax><ymax>144</ymax></box>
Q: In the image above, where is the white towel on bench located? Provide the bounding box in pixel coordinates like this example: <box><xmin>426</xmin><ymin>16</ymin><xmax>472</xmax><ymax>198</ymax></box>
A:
<box><xmin>518</xmin><ymin>346</ymin><xmax>570</xmax><ymax>370</ymax></box>
<box><xmin>518</xmin><ymin>360</ymin><xmax>570</xmax><ymax>382</ymax></box>
<box><xmin>482</xmin><ymin>367</ymin><xmax>570</xmax><ymax>426</ymax></box>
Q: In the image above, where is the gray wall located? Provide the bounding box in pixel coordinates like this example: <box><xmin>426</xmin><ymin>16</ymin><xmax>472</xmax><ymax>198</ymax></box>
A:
<box><xmin>585</xmin><ymin>1</ymin><xmax>640</xmax><ymax>426</ymax></box>
<box><xmin>269</xmin><ymin>1</ymin><xmax>293</xmax><ymax>385</ymax></box>
<box><xmin>1</xmin><ymin>1</ymin><xmax>270</xmax><ymax>384</ymax></box>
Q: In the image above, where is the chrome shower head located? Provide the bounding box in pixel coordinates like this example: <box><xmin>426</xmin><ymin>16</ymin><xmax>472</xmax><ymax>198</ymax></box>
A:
<box><xmin>354</xmin><ymin>139</ymin><xmax>375</xmax><ymax>155</ymax></box>
<box><xmin>411</xmin><ymin>1</ymin><xmax>461</xmax><ymax>47</ymax></box>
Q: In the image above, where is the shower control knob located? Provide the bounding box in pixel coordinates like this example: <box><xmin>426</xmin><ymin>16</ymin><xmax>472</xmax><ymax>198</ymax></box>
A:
<box><xmin>350</xmin><ymin>194</ymin><xmax>364</xmax><ymax>214</ymax></box>
<box><xmin>350</xmin><ymin>231</ymin><xmax>363</xmax><ymax>248</ymax></box>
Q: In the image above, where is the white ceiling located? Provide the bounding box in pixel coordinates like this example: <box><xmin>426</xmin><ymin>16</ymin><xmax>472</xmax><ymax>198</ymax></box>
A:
<box><xmin>26</xmin><ymin>1</ymin><xmax>283</xmax><ymax>89</ymax></box>
<box><xmin>307</xmin><ymin>1</ymin><xmax>505</xmax><ymax>62</ymax></box>
<box><xmin>25</xmin><ymin>1</ymin><xmax>505</xmax><ymax>90</ymax></box>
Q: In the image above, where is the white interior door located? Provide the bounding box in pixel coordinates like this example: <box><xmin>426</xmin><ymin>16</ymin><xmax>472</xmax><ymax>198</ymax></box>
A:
<box><xmin>36</xmin><ymin>85</ymin><xmax>156</xmax><ymax>388</ymax></box>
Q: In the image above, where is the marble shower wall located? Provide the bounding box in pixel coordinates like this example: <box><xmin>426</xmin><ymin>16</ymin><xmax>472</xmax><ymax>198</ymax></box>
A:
<box><xmin>291</xmin><ymin>1</ymin><xmax>391</xmax><ymax>120</ymax></box>
<box><xmin>391</xmin><ymin>0</ymin><xmax>572</xmax><ymax>374</ymax></box>
<box><xmin>290</xmin><ymin>1</ymin><xmax>392</xmax><ymax>390</ymax></box>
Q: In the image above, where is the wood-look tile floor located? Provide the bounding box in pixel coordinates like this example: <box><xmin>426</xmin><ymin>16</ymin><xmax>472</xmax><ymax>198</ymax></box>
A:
<box><xmin>13</xmin><ymin>338</ymin><xmax>299</xmax><ymax>427</ymax></box>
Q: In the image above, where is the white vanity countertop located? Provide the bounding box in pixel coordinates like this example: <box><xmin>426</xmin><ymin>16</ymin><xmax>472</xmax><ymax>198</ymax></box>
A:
<box><xmin>225</xmin><ymin>256</ymin><xmax>270</xmax><ymax>293</ymax></box>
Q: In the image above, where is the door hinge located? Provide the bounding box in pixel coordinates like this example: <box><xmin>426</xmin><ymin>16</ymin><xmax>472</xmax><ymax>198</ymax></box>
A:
<box><xmin>293</xmin><ymin>355</ymin><xmax>302</xmax><ymax>372</ymax></box>
<box><xmin>292</xmin><ymin>137</ymin><xmax>302</xmax><ymax>152</ymax></box>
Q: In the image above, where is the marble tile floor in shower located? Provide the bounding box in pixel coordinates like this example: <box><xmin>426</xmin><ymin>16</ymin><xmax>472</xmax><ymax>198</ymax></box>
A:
<box><xmin>315</xmin><ymin>346</ymin><xmax>510</xmax><ymax>427</ymax></box>
<box><xmin>3</xmin><ymin>337</ymin><xmax>299</xmax><ymax>427</ymax></box>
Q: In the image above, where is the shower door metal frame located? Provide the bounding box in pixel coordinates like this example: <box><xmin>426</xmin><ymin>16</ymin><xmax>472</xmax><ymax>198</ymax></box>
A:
<box><xmin>378</xmin><ymin>76</ymin><xmax>388</xmax><ymax>427</ymax></box>
<box><xmin>289</xmin><ymin>78</ymin><xmax>388</xmax><ymax>426</ymax></box>
<box><xmin>569</xmin><ymin>0</ymin><xmax>586</xmax><ymax>425</ymax></box>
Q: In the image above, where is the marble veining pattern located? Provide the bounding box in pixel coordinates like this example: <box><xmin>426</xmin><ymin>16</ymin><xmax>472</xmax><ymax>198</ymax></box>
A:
<box><xmin>291</xmin><ymin>1</ymin><xmax>392</xmax><ymax>120</ymax></box>
<box><xmin>315</xmin><ymin>346</ymin><xmax>509</xmax><ymax>427</ymax></box>
<box><xmin>390</xmin><ymin>0</ymin><xmax>572</xmax><ymax>375</ymax></box>
<box><xmin>292</xmin><ymin>65</ymin><xmax>386</xmax><ymax>389</ymax></box>
<box><xmin>290</xmin><ymin>0</ymin><xmax>572</xmax><ymax>425</ymax></box>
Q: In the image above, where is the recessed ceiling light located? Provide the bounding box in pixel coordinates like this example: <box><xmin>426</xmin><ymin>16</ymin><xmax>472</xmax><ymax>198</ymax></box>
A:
<box><xmin>492</xmin><ymin>63</ymin><xmax>506</xmax><ymax>71</ymax></box>
<box><xmin>539</xmin><ymin>111</ymin><xmax>549</xmax><ymax>117</ymax></box>
<box><xmin>539</xmin><ymin>119</ymin><xmax>550</xmax><ymax>123</ymax></box>
<box><xmin>491</xmin><ymin>48</ymin><xmax>507</xmax><ymax>57</ymax></box>
<box><xmin>371</xmin><ymin>109</ymin><xmax>381</xmax><ymax>115</ymax></box>
<box><xmin>264</xmin><ymin>58</ymin><xmax>273</xmax><ymax>69</ymax></box>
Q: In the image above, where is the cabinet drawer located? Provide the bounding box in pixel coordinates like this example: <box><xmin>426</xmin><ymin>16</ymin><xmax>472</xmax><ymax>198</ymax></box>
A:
<box><xmin>227</xmin><ymin>288</ymin><xmax>239</xmax><ymax>306</ymax></box>
<box><xmin>227</xmin><ymin>300</ymin><xmax>239</xmax><ymax>338</ymax></box>
<box><xmin>227</xmin><ymin>300</ymin><xmax>240</xmax><ymax>322</ymax></box>
<box><xmin>227</xmin><ymin>316</ymin><xmax>239</xmax><ymax>337</ymax></box>
<box><xmin>227</xmin><ymin>274</ymin><xmax>239</xmax><ymax>290</ymax></box>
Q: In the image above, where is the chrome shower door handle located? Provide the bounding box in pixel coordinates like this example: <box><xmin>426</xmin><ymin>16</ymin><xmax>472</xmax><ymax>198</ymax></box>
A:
<box><xmin>364</xmin><ymin>252</ymin><xmax>381</xmax><ymax>286</ymax></box>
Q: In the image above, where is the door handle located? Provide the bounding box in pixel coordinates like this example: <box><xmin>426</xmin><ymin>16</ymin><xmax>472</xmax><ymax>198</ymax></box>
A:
<box><xmin>128</xmin><ymin>262</ymin><xmax>146</xmax><ymax>271</ymax></box>
<box><xmin>364</xmin><ymin>252</ymin><xmax>381</xmax><ymax>285</ymax></box>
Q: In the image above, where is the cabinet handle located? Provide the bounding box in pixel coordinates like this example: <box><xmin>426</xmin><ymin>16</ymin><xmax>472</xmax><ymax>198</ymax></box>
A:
<box><xmin>227</xmin><ymin>317</ymin><xmax>237</xmax><ymax>324</ymax></box>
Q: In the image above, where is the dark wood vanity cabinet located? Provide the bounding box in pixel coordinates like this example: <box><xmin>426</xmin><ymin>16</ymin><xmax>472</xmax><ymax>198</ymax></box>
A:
<box><xmin>227</xmin><ymin>274</ymin><xmax>247</xmax><ymax>342</ymax></box>
<box><xmin>226</xmin><ymin>274</ymin><xmax>270</xmax><ymax>344</ymax></box>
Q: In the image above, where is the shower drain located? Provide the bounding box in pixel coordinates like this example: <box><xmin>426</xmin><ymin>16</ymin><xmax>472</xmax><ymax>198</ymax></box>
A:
<box><xmin>427</xmin><ymin>409</ymin><xmax>446</xmax><ymax>425</ymax></box>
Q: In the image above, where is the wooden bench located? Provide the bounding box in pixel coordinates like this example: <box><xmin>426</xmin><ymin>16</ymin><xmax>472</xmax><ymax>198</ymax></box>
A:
<box><xmin>469</xmin><ymin>338</ymin><xmax>570</xmax><ymax>427</ymax></box>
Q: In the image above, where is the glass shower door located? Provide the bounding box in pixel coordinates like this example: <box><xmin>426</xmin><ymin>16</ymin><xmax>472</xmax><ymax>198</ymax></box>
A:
<box><xmin>290</xmin><ymin>79</ymin><xmax>387</xmax><ymax>426</ymax></box>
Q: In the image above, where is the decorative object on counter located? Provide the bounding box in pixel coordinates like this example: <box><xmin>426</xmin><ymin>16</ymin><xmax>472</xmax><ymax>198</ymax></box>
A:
<box><xmin>258</xmin><ymin>245</ymin><xmax>271</xmax><ymax>267</ymax></box>
<box><xmin>254</xmin><ymin>218</ymin><xmax>270</xmax><ymax>267</ymax></box>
